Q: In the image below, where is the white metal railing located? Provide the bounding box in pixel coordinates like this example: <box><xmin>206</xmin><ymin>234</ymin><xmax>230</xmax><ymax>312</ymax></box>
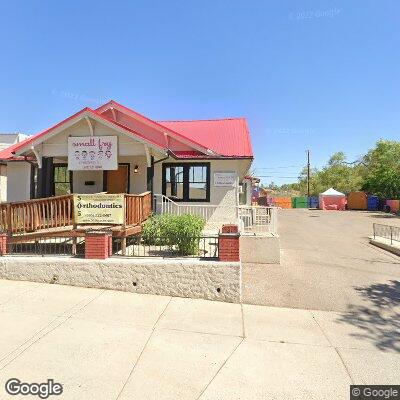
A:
<box><xmin>237</xmin><ymin>205</ymin><xmax>278</xmax><ymax>235</ymax></box>
<box><xmin>153</xmin><ymin>194</ymin><xmax>278</xmax><ymax>235</ymax></box>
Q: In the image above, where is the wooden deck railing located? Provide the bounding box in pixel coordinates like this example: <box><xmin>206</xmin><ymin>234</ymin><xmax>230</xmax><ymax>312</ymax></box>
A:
<box><xmin>0</xmin><ymin>192</ymin><xmax>152</xmax><ymax>236</ymax></box>
<box><xmin>0</xmin><ymin>195</ymin><xmax>73</xmax><ymax>235</ymax></box>
<box><xmin>125</xmin><ymin>191</ymin><xmax>152</xmax><ymax>226</ymax></box>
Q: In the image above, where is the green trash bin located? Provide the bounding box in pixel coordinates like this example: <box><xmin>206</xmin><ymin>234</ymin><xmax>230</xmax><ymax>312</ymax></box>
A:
<box><xmin>292</xmin><ymin>196</ymin><xmax>309</xmax><ymax>208</ymax></box>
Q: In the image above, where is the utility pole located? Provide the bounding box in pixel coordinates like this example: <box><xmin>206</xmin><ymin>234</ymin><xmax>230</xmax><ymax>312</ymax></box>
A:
<box><xmin>307</xmin><ymin>149</ymin><xmax>311</xmax><ymax>198</ymax></box>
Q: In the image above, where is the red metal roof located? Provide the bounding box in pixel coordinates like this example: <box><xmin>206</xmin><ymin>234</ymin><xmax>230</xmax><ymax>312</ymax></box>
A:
<box><xmin>0</xmin><ymin>102</ymin><xmax>253</xmax><ymax>161</ymax></box>
<box><xmin>97</xmin><ymin>100</ymin><xmax>209</xmax><ymax>153</ymax></box>
<box><xmin>158</xmin><ymin>118</ymin><xmax>253</xmax><ymax>158</ymax></box>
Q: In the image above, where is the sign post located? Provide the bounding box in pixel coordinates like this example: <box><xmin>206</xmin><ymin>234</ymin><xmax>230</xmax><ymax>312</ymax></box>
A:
<box><xmin>73</xmin><ymin>194</ymin><xmax>125</xmax><ymax>224</ymax></box>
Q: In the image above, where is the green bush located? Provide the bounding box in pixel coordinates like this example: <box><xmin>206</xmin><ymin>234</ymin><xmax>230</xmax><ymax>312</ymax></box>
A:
<box><xmin>142</xmin><ymin>213</ymin><xmax>205</xmax><ymax>255</ymax></box>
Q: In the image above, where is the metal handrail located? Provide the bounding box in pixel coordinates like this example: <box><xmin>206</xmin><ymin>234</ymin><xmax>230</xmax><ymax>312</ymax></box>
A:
<box><xmin>153</xmin><ymin>194</ymin><xmax>278</xmax><ymax>235</ymax></box>
<box><xmin>373</xmin><ymin>223</ymin><xmax>400</xmax><ymax>245</ymax></box>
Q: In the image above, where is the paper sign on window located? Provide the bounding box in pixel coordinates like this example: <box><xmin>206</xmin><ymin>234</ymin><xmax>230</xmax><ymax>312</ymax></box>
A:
<box><xmin>213</xmin><ymin>172</ymin><xmax>237</xmax><ymax>187</ymax></box>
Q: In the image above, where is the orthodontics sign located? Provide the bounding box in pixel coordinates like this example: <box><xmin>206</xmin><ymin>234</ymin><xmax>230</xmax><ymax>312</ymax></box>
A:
<box><xmin>74</xmin><ymin>193</ymin><xmax>125</xmax><ymax>224</ymax></box>
<box><xmin>68</xmin><ymin>136</ymin><xmax>118</xmax><ymax>170</ymax></box>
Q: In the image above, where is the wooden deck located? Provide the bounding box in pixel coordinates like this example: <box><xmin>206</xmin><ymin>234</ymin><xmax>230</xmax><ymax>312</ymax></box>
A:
<box><xmin>0</xmin><ymin>192</ymin><xmax>152</xmax><ymax>243</ymax></box>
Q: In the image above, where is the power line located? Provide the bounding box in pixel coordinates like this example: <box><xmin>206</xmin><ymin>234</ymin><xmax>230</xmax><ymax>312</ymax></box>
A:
<box><xmin>255</xmin><ymin>165</ymin><xmax>304</xmax><ymax>169</ymax></box>
<box><xmin>254</xmin><ymin>170</ymin><xmax>303</xmax><ymax>174</ymax></box>
<box><xmin>257</xmin><ymin>175</ymin><xmax>302</xmax><ymax>179</ymax></box>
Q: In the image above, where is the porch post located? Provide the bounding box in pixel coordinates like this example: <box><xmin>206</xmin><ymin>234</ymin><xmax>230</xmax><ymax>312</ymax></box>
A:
<box><xmin>38</xmin><ymin>157</ymin><xmax>54</xmax><ymax>198</ymax></box>
<box><xmin>147</xmin><ymin>156</ymin><xmax>154</xmax><ymax>209</ymax></box>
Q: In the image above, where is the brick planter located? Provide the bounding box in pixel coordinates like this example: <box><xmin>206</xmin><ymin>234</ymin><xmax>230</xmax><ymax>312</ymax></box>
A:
<box><xmin>85</xmin><ymin>230</ymin><xmax>112</xmax><ymax>260</ymax></box>
<box><xmin>0</xmin><ymin>233</ymin><xmax>8</xmax><ymax>256</ymax></box>
<box><xmin>219</xmin><ymin>224</ymin><xmax>240</xmax><ymax>262</ymax></box>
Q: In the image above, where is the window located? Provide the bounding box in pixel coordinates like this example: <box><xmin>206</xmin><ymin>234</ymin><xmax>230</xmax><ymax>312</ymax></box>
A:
<box><xmin>53</xmin><ymin>165</ymin><xmax>71</xmax><ymax>196</ymax></box>
<box><xmin>188</xmin><ymin>165</ymin><xmax>208</xmax><ymax>200</ymax></box>
<box><xmin>165</xmin><ymin>165</ymin><xmax>184</xmax><ymax>200</ymax></box>
<box><xmin>162</xmin><ymin>163</ymin><xmax>210</xmax><ymax>202</ymax></box>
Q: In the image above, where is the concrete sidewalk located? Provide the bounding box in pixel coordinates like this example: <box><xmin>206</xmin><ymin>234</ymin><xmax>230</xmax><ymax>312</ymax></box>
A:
<box><xmin>0</xmin><ymin>279</ymin><xmax>399</xmax><ymax>399</ymax></box>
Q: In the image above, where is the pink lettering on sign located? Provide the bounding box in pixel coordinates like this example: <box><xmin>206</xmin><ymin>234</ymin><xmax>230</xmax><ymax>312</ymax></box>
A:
<box><xmin>68</xmin><ymin>136</ymin><xmax>117</xmax><ymax>171</ymax></box>
<box><xmin>98</xmin><ymin>138</ymin><xmax>112</xmax><ymax>151</ymax></box>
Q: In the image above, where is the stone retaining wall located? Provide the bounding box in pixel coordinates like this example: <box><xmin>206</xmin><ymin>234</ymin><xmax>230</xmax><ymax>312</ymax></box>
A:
<box><xmin>0</xmin><ymin>256</ymin><xmax>241</xmax><ymax>303</ymax></box>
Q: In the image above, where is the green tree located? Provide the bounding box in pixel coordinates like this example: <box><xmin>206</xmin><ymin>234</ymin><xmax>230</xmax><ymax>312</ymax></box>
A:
<box><xmin>362</xmin><ymin>140</ymin><xmax>400</xmax><ymax>198</ymax></box>
<box><xmin>262</xmin><ymin>141</ymin><xmax>400</xmax><ymax>198</ymax></box>
<box><xmin>296</xmin><ymin>152</ymin><xmax>364</xmax><ymax>196</ymax></box>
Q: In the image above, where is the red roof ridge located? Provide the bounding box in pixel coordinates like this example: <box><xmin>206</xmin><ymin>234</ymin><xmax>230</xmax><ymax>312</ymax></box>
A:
<box><xmin>96</xmin><ymin>100</ymin><xmax>209</xmax><ymax>152</ymax></box>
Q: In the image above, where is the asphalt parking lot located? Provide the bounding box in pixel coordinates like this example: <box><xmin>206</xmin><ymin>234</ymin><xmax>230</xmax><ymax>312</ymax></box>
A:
<box><xmin>242</xmin><ymin>209</ymin><xmax>400</xmax><ymax>312</ymax></box>
<box><xmin>0</xmin><ymin>279</ymin><xmax>399</xmax><ymax>400</ymax></box>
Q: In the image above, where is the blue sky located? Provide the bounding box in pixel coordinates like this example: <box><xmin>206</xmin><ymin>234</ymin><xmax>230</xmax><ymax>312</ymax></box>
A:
<box><xmin>0</xmin><ymin>0</ymin><xmax>398</xmax><ymax>185</ymax></box>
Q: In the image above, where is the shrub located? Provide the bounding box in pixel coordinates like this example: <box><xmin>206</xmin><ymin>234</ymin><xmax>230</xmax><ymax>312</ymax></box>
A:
<box><xmin>141</xmin><ymin>213</ymin><xmax>205</xmax><ymax>255</ymax></box>
<box><xmin>141</xmin><ymin>214</ymin><xmax>171</xmax><ymax>246</ymax></box>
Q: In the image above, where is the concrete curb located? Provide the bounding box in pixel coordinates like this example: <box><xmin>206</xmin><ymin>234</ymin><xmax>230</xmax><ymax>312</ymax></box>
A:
<box><xmin>369</xmin><ymin>237</ymin><xmax>400</xmax><ymax>257</ymax></box>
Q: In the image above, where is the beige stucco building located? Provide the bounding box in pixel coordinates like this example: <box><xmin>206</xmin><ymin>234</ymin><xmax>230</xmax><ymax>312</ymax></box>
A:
<box><xmin>0</xmin><ymin>133</ymin><xmax>28</xmax><ymax>202</ymax></box>
<box><xmin>0</xmin><ymin>101</ymin><xmax>253</xmax><ymax>210</ymax></box>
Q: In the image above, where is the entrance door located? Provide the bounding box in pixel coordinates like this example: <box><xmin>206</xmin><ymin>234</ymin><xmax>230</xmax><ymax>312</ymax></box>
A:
<box><xmin>105</xmin><ymin>164</ymin><xmax>129</xmax><ymax>193</ymax></box>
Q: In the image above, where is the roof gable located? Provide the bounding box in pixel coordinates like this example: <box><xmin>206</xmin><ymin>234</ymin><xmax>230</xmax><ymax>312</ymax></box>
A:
<box><xmin>96</xmin><ymin>100</ymin><xmax>210</xmax><ymax>154</ymax></box>
<box><xmin>4</xmin><ymin>108</ymin><xmax>169</xmax><ymax>159</ymax></box>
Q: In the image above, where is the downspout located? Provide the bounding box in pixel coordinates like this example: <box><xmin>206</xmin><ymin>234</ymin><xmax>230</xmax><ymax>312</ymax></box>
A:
<box><xmin>153</xmin><ymin>152</ymin><xmax>170</xmax><ymax>165</ymax></box>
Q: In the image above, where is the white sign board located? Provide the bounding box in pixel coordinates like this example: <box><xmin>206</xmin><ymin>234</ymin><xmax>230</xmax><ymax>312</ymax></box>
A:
<box><xmin>74</xmin><ymin>194</ymin><xmax>124</xmax><ymax>224</ymax></box>
<box><xmin>68</xmin><ymin>136</ymin><xmax>118</xmax><ymax>171</ymax></box>
<box><xmin>213</xmin><ymin>172</ymin><xmax>237</xmax><ymax>187</ymax></box>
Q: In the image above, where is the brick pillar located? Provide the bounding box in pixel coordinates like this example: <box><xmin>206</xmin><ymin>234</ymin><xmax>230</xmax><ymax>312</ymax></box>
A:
<box><xmin>0</xmin><ymin>233</ymin><xmax>8</xmax><ymax>256</ymax></box>
<box><xmin>218</xmin><ymin>224</ymin><xmax>240</xmax><ymax>262</ymax></box>
<box><xmin>85</xmin><ymin>231</ymin><xmax>111</xmax><ymax>260</ymax></box>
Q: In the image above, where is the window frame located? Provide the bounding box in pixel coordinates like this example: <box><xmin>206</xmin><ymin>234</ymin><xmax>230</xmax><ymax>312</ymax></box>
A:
<box><xmin>162</xmin><ymin>162</ymin><xmax>211</xmax><ymax>202</ymax></box>
<box><xmin>53</xmin><ymin>164</ymin><xmax>73</xmax><ymax>196</ymax></box>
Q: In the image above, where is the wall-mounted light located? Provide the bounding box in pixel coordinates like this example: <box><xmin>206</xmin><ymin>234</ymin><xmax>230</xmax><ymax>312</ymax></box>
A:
<box><xmin>134</xmin><ymin>165</ymin><xmax>139</xmax><ymax>174</ymax></box>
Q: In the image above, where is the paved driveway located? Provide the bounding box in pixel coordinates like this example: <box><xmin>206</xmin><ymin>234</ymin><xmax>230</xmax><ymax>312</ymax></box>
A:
<box><xmin>0</xmin><ymin>279</ymin><xmax>399</xmax><ymax>399</ymax></box>
<box><xmin>242</xmin><ymin>209</ymin><xmax>400</xmax><ymax>312</ymax></box>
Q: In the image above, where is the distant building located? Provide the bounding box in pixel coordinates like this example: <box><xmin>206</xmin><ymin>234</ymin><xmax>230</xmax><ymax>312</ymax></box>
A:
<box><xmin>0</xmin><ymin>133</ymin><xmax>28</xmax><ymax>150</ymax></box>
<box><xmin>240</xmin><ymin>176</ymin><xmax>260</xmax><ymax>205</ymax></box>
<box><xmin>0</xmin><ymin>133</ymin><xmax>28</xmax><ymax>201</ymax></box>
